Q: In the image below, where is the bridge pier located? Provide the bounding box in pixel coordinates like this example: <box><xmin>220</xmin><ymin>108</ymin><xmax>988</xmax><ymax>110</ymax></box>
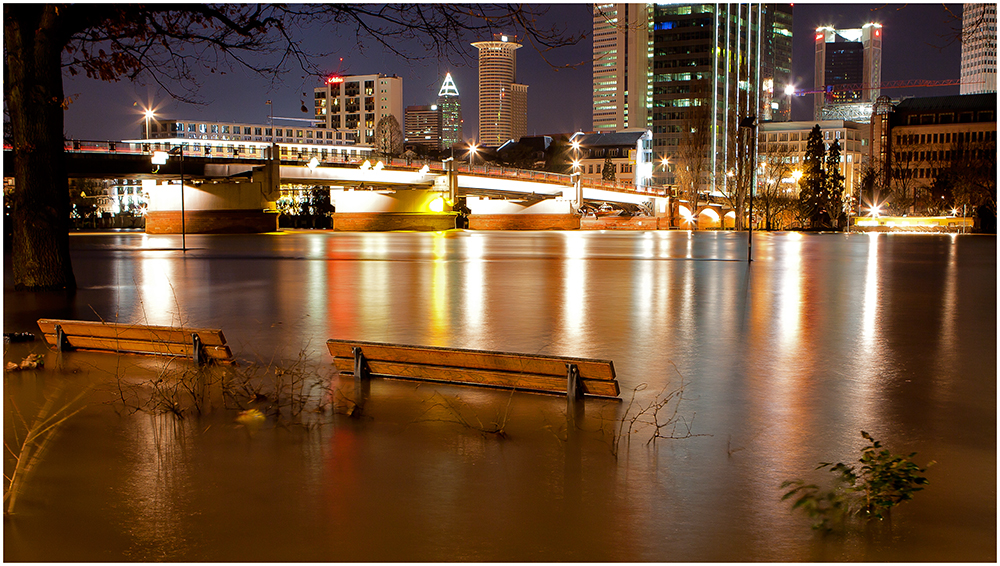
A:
<box><xmin>143</xmin><ymin>179</ymin><xmax>279</xmax><ymax>234</ymax></box>
<box><xmin>330</xmin><ymin>188</ymin><xmax>456</xmax><ymax>231</ymax></box>
<box><xmin>465</xmin><ymin>196</ymin><xmax>581</xmax><ymax>230</ymax></box>
<box><xmin>144</xmin><ymin>144</ymin><xmax>281</xmax><ymax>234</ymax></box>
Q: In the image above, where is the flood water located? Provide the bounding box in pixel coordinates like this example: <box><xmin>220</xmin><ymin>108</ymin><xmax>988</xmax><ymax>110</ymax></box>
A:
<box><xmin>3</xmin><ymin>230</ymin><xmax>996</xmax><ymax>561</ymax></box>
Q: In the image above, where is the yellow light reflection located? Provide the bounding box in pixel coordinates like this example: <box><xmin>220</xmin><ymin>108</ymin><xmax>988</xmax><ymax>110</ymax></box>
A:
<box><xmin>861</xmin><ymin>233</ymin><xmax>879</xmax><ymax>346</ymax></box>
<box><xmin>641</xmin><ymin>232</ymin><xmax>655</xmax><ymax>259</ymax></box>
<box><xmin>136</xmin><ymin>257</ymin><xmax>182</xmax><ymax>326</ymax></box>
<box><xmin>429</xmin><ymin>232</ymin><xmax>449</xmax><ymax>339</ymax></box>
<box><xmin>776</xmin><ymin>235</ymin><xmax>802</xmax><ymax>350</ymax></box>
<box><xmin>462</xmin><ymin>234</ymin><xmax>486</xmax><ymax>344</ymax></box>
<box><xmin>935</xmin><ymin>234</ymin><xmax>959</xmax><ymax>378</ymax></box>
<box><xmin>562</xmin><ymin>232</ymin><xmax>586</xmax><ymax>349</ymax></box>
<box><xmin>359</xmin><ymin>234</ymin><xmax>392</xmax><ymax>335</ymax></box>
<box><xmin>141</xmin><ymin>234</ymin><xmax>174</xmax><ymax>249</ymax></box>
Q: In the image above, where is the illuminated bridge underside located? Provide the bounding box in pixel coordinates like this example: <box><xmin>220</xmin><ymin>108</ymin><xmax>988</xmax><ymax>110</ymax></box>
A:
<box><xmin>280</xmin><ymin>164</ymin><xmax>656</xmax><ymax>206</ymax></box>
<box><xmin>282</xmin><ymin>164</ymin><xmax>668</xmax><ymax>231</ymax></box>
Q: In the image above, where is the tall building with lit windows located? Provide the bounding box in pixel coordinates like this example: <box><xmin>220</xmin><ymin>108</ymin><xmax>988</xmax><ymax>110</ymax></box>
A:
<box><xmin>592</xmin><ymin>4</ymin><xmax>792</xmax><ymax>193</ymax></box>
<box><xmin>648</xmin><ymin>4</ymin><xmax>793</xmax><ymax>192</ymax></box>
<box><xmin>961</xmin><ymin>3</ymin><xmax>997</xmax><ymax>94</ymax></box>
<box><xmin>813</xmin><ymin>24</ymin><xmax>882</xmax><ymax>120</ymax></box>
<box><xmin>436</xmin><ymin>73</ymin><xmax>464</xmax><ymax>148</ymax></box>
<box><xmin>472</xmin><ymin>34</ymin><xmax>527</xmax><ymax>147</ymax></box>
<box><xmin>592</xmin><ymin>3</ymin><xmax>652</xmax><ymax>132</ymax></box>
<box><xmin>403</xmin><ymin>105</ymin><xmax>442</xmax><ymax>150</ymax></box>
<box><xmin>760</xmin><ymin>6</ymin><xmax>794</xmax><ymax>122</ymax></box>
<box><xmin>313</xmin><ymin>73</ymin><xmax>403</xmax><ymax>146</ymax></box>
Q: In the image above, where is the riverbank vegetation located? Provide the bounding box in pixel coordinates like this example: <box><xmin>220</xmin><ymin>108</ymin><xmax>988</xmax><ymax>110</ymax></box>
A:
<box><xmin>781</xmin><ymin>431</ymin><xmax>934</xmax><ymax>532</ymax></box>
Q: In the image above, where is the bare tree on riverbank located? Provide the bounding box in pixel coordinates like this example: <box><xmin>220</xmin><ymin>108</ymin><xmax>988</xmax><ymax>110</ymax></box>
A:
<box><xmin>4</xmin><ymin>4</ymin><xmax>584</xmax><ymax>290</ymax></box>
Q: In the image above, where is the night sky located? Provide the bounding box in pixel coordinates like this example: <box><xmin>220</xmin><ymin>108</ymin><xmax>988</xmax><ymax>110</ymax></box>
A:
<box><xmin>59</xmin><ymin>3</ymin><xmax>964</xmax><ymax>142</ymax></box>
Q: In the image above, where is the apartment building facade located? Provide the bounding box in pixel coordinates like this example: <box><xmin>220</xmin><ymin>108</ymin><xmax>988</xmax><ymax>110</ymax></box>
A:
<box><xmin>313</xmin><ymin>73</ymin><xmax>404</xmax><ymax>146</ymax></box>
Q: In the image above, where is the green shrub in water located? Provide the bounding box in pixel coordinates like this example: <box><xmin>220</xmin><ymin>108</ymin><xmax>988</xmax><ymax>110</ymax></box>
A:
<box><xmin>781</xmin><ymin>431</ymin><xmax>934</xmax><ymax>531</ymax></box>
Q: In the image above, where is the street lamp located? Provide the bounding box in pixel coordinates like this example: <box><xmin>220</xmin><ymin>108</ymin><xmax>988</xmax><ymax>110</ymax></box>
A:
<box><xmin>266</xmin><ymin>100</ymin><xmax>274</xmax><ymax>144</ymax></box>
<box><xmin>468</xmin><ymin>142</ymin><xmax>478</xmax><ymax>168</ymax></box>
<box><xmin>143</xmin><ymin>109</ymin><xmax>155</xmax><ymax>141</ymax></box>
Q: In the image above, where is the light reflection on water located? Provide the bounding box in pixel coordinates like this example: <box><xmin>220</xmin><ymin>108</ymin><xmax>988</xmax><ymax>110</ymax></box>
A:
<box><xmin>3</xmin><ymin>230</ymin><xmax>995</xmax><ymax>561</ymax></box>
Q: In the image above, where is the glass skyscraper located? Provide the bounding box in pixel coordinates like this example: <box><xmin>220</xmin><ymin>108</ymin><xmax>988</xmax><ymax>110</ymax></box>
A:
<box><xmin>594</xmin><ymin>4</ymin><xmax>793</xmax><ymax>193</ymax></box>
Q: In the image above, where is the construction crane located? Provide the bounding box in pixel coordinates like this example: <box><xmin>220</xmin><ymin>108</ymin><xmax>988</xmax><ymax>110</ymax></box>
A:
<box><xmin>790</xmin><ymin>78</ymin><xmax>971</xmax><ymax>100</ymax></box>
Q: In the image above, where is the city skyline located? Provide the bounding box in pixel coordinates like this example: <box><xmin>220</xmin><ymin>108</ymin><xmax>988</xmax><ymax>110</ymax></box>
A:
<box><xmin>59</xmin><ymin>4</ymin><xmax>964</xmax><ymax>144</ymax></box>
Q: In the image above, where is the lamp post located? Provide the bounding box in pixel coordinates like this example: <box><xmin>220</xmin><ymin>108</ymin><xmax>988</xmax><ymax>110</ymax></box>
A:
<box><xmin>154</xmin><ymin>145</ymin><xmax>187</xmax><ymax>251</ymax></box>
<box><xmin>570</xmin><ymin>138</ymin><xmax>581</xmax><ymax>174</ymax></box>
<box><xmin>660</xmin><ymin>156</ymin><xmax>670</xmax><ymax>195</ymax></box>
<box><xmin>175</xmin><ymin>145</ymin><xmax>186</xmax><ymax>252</ymax></box>
<box><xmin>739</xmin><ymin>115</ymin><xmax>757</xmax><ymax>263</ymax></box>
<box><xmin>143</xmin><ymin>109</ymin><xmax>154</xmax><ymax>141</ymax></box>
<box><xmin>468</xmin><ymin>142</ymin><xmax>478</xmax><ymax>169</ymax></box>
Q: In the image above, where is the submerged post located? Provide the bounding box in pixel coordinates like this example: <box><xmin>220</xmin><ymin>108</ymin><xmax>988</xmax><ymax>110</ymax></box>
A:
<box><xmin>566</xmin><ymin>363</ymin><xmax>583</xmax><ymax>428</ymax></box>
<box><xmin>353</xmin><ymin>346</ymin><xmax>371</xmax><ymax>410</ymax></box>
<box><xmin>55</xmin><ymin>324</ymin><xmax>70</xmax><ymax>351</ymax></box>
<box><xmin>192</xmin><ymin>333</ymin><xmax>203</xmax><ymax>365</ymax></box>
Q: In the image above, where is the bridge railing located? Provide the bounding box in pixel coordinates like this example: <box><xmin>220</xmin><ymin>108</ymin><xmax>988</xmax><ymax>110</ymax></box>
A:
<box><xmin>6</xmin><ymin>140</ymin><xmax>669</xmax><ymax>197</ymax></box>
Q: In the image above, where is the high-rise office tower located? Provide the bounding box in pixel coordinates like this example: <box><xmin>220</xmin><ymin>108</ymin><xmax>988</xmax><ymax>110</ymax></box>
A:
<box><xmin>404</xmin><ymin>105</ymin><xmax>443</xmax><ymax>150</ymax></box>
<box><xmin>648</xmin><ymin>4</ymin><xmax>790</xmax><ymax>192</ymax></box>
<box><xmin>759</xmin><ymin>5</ymin><xmax>794</xmax><ymax>122</ymax></box>
<box><xmin>592</xmin><ymin>3</ymin><xmax>651</xmax><ymax>132</ymax></box>
<box><xmin>472</xmin><ymin>34</ymin><xmax>527</xmax><ymax>146</ymax></box>
<box><xmin>593</xmin><ymin>4</ymin><xmax>792</xmax><ymax>192</ymax></box>
<box><xmin>436</xmin><ymin>73</ymin><xmax>464</xmax><ymax>149</ymax></box>
<box><xmin>813</xmin><ymin>24</ymin><xmax>882</xmax><ymax>120</ymax></box>
<box><xmin>961</xmin><ymin>3</ymin><xmax>997</xmax><ymax>94</ymax></box>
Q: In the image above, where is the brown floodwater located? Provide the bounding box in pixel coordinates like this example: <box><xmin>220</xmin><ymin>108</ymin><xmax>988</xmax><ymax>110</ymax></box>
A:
<box><xmin>3</xmin><ymin>230</ymin><xmax>996</xmax><ymax>561</ymax></box>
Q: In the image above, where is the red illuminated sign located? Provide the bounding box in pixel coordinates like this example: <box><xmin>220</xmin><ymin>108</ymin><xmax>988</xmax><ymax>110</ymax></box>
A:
<box><xmin>327</xmin><ymin>76</ymin><xmax>344</xmax><ymax>84</ymax></box>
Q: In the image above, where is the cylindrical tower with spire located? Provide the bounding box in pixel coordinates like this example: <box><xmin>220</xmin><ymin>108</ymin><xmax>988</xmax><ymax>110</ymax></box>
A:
<box><xmin>472</xmin><ymin>34</ymin><xmax>523</xmax><ymax>146</ymax></box>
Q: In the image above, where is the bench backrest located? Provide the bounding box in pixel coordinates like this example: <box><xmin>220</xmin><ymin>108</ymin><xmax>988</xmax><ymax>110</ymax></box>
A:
<box><xmin>37</xmin><ymin>318</ymin><xmax>233</xmax><ymax>363</ymax></box>
<box><xmin>327</xmin><ymin>339</ymin><xmax>619</xmax><ymax>397</ymax></box>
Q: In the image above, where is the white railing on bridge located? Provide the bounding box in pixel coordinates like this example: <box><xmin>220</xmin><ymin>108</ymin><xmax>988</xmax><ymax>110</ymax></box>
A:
<box><xmin>4</xmin><ymin>140</ymin><xmax>669</xmax><ymax>198</ymax></box>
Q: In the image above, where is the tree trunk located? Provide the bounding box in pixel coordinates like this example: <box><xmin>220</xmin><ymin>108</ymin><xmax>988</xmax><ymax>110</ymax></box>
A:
<box><xmin>5</xmin><ymin>5</ymin><xmax>76</xmax><ymax>290</ymax></box>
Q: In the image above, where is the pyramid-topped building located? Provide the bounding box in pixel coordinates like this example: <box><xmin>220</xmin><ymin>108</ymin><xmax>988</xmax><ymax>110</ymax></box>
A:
<box><xmin>437</xmin><ymin>72</ymin><xmax>463</xmax><ymax>149</ymax></box>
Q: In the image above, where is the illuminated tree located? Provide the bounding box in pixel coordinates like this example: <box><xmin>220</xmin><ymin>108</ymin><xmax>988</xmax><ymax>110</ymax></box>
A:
<box><xmin>602</xmin><ymin>157</ymin><xmax>615</xmax><ymax>181</ymax></box>
<box><xmin>373</xmin><ymin>115</ymin><xmax>403</xmax><ymax>158</ymax></box>
<box><xmin>797</xmin><ymin>125</ymin><xmax>826</xmax><ymax>228</ymax></box>
<box><xmin>824</xmin><ymin>140</ymin><xmax>846</xmax><ymax>229</ymax></box>
<box><xmin>755</xmin><ymin>140</ymin><xmax>796</xmax><ymax>230</ymax></box>
<box><xmin>672</xmin><ymin>81</ymin><xmax>712</xmax><ymax>229</ymax></box>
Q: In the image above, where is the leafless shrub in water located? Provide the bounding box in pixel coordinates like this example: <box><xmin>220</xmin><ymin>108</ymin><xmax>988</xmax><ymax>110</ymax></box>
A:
<box><xmin>413</xmin><ymin>388</ymin><xmax>516</xmax><ymax>438</ymax></box>
<box><xmin>610</xmin><ymin>366</ymin><xmax>703</xmax><ymax>459</ymax></box>
<box><xmin>4</xmin><ymin>381</ymin><xmax>91</xmax><ymax>515</ymax></box>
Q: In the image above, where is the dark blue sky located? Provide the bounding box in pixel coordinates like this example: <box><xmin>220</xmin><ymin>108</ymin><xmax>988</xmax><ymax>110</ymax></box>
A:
<box><xmin>60</xmin><ymin>3</ymin><xmax>964</xmax><ymax>142</ymax></box>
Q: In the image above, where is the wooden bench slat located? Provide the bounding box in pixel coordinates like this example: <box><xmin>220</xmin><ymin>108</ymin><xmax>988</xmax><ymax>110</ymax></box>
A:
<box><xmin>331</xmin><ymin>358</ymin><xmax>620</xmax><ymax>397</ymax></box>
<box><xmin>40</xmin><ymin>333</ymin><xmax>233</xmax><ymax>360</ymax></box>
<box><xmin>327</xmin><ymin>339</ymin><xmax>616</xmax><ymax>381</ymax></box>
<box><xmin>37</xmin><ymin>319</ymin><xmax>227</xmax><ymax>346</ymax></box>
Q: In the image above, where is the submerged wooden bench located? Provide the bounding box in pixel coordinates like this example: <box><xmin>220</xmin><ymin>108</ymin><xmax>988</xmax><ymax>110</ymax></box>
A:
<box><xmin>37</xmin><ymin>318</ymin><xmax>233</xmax><ymax>364</ymax></box>
<box><xmin>327</xmin><ymin>339</ymin><xmax>620</xmax><ymax>408</ymax></box>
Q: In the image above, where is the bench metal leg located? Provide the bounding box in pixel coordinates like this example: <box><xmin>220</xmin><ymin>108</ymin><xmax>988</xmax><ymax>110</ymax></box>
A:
<box><xmin>192</xmin><ymin>333</ymin><xmax>203</xmax><ymax>365</ymax></box>
<box><xmin>566</xmin><ymin>363</ymin><xmax>583</xmax><ymax>428</ymax></box>
<box><xmin>55</xmin><ymin>324</ymin><xmax>71</xmax><ymax>352</ymax></box>
<box><xmin>353</xmin><ymin>347</ymin><xmax>371</xmax><ymax>410</ymax></box>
